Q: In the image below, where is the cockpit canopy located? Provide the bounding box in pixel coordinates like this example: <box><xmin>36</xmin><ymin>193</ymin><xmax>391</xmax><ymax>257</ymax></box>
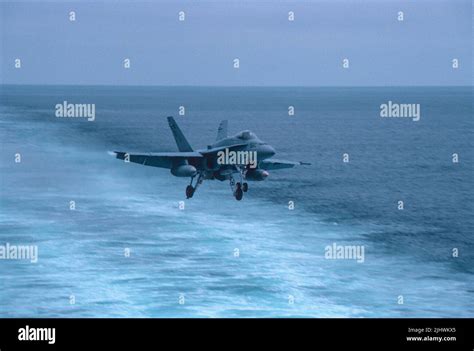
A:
<box><xmin>235</xmin><ymin>130</ymin><xmax>257</xmax><ymax>140</ymax></box>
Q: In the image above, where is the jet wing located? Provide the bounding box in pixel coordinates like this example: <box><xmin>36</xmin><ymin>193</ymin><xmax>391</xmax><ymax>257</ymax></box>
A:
<box><xmin>112</xmin><ymin>151</ymin><xmax>203</xmax><ymax>169</ymax></box>
<box><xmin>259</xmin><ymin>159</ymin><xmax>311</xmax><ymax>170</ymax></box>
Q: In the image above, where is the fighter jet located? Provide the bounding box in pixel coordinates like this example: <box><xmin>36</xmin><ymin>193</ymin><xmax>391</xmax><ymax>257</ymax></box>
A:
<box><xmin>112</xmin><ymin>117</ymin><xmax>309</xmax><ymax>200</ymax></box>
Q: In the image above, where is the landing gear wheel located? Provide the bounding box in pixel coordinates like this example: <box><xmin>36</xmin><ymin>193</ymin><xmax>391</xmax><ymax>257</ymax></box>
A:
<box><xmin>234</xmin><ymin>187</ymin><xmax>243</xmax><ymax>201</ymax></box>
<box><xmin>242</xmin><ymin>183</ymin><xmax>248</xmax><ymax>192</ymax></box>
<box><xmin>186</xmin><ymin>185</ymin><xmax>194</xmax><ymax>199</ymax></box>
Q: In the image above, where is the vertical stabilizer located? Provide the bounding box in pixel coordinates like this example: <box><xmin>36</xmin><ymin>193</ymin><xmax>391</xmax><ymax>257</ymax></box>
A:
<box><xmin>167</xmin><ymin>116</ymin><xmax>193</xmax><ymax>152</ymax></box>
<box><xmin>216</xmin><ymin>120</ymin><xmax>228</xmax><ymax>141</ymax></box>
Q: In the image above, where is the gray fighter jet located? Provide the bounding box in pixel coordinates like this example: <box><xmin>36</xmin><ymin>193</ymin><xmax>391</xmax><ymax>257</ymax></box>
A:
<box><xmin>112</xmin><ymin>117</ymin><xmax>309</xmax><ymax>200</ymax></box>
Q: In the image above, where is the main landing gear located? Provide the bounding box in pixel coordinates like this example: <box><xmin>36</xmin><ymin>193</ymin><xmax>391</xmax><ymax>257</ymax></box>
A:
<box><xmin>186</xmin><ymin>172</ymin><xmax>203</xmax><ymax>199</ymax></box>
<box><xmin>185</xmin><ymin>185</ymin><xmax>194</xmax><ymax>198</ymax></box>
<box><xmin>186</xmin><ymin>169</ymin><xmax>248</xmax><ymax>201</ymax></box>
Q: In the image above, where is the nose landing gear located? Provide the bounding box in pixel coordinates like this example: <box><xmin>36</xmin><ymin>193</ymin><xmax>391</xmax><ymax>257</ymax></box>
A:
<box><xmin>230</xmin><ymin>176</ymin><xmax>248</xmax><ymax>200</ymax></box>
<box><xmin>234</xmin><ymin>182</ymin><xmax>243</xmax><ymax>201</ymax></box>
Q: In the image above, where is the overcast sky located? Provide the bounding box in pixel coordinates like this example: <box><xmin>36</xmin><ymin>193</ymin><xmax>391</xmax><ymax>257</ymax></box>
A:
<box><xmin>0</xmin><ymin>0</ymin><xmax>471</xmax><ymax>86</ymax></box>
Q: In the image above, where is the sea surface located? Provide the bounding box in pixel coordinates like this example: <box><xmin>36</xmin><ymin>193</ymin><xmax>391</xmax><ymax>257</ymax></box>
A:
<box><xmin>0</xmin><ymin>85</ymin><xmax>472</xmax><ymax>317</ymax></box>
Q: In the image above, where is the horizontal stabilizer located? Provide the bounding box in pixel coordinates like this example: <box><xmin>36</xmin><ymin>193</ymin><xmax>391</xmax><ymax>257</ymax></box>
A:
<box><xmin>259</xmin><ymin>159</ymin><xmax>311</xmax><ymax>170</ymax></box>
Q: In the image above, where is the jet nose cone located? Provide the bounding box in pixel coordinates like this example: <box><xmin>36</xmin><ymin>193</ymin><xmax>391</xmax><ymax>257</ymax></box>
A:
<box><xmin>268</xmin><ymin>145</ymin><xmax>276</xmax><ymax>156</ymax></box>
<box><xmin>260</xmin><ymin>145</ymin><xmax>276</xmax><ymax>158</ymax></box>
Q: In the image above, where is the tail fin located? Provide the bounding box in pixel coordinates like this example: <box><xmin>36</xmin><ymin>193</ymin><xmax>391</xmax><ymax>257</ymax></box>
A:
<box><xmin>216</xmin><ymin>120</ymin><xmax>228</xmax><ymax>141</ymax></box>
<box><xmin>167</xmin><ymin>116</ymin><xmax>193</xmax><ymax>152</ymax></box>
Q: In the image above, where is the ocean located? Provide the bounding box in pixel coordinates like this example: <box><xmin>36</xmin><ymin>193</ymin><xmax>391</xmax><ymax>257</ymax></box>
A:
<box><xmin>0</xmin><ymin>85</ymin><xmax>472</xmax><ymax>317</ymax></box>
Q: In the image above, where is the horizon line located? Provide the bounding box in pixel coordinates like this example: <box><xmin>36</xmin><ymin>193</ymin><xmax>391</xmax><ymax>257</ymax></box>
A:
<box><xmin>1</xmin><ymin>83</ymin><xmax>472</xmax><ymax>88</ymax></box>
